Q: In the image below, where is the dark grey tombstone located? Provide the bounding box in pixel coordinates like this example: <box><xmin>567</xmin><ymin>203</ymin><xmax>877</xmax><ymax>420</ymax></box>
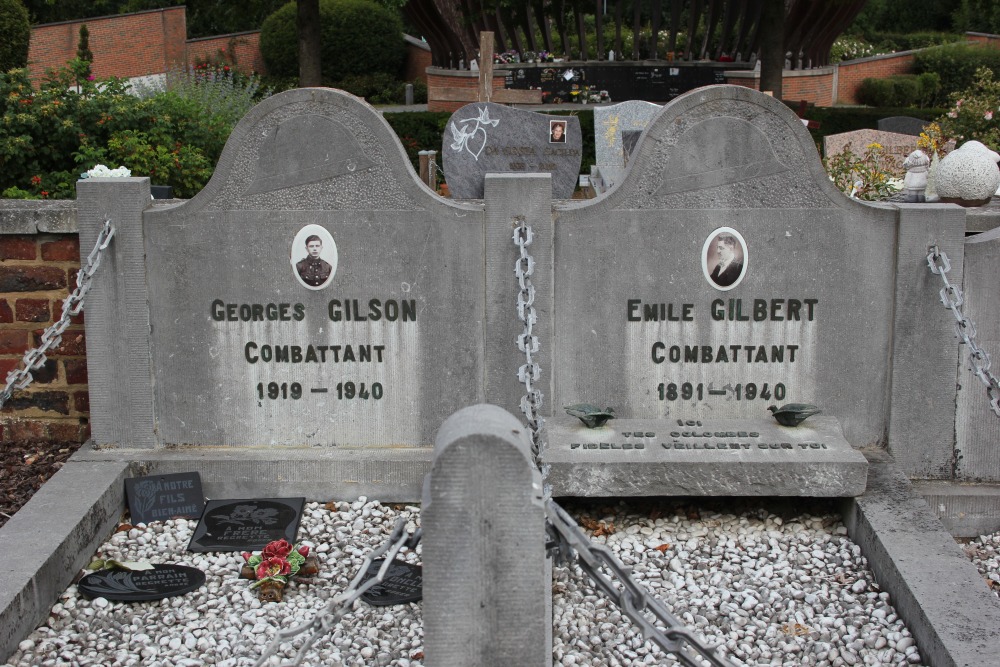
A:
<box><xmin>422</xmin><ymin>404</ymin><xmax>548</xmax><ymax>666</ymax></box>
<box><xmin>188</xmin><ymin>498</ymin><xmax>304</xmax><ymax>552</ymax></box>
<box><xmin>878</xmin><ymin>116</ymin><xmax>928</xmax><ymax>137</ymax></box>
<box><xmin>125</xmin><ymin>472</ymin><xmax>204</xmax><ymax>524</ymax></box>
<box><xmin>78</xmin><ymin>565</ymin><xmax>205</xmax><ymax>601</ymax></box>
<box><xmin>442</xmin><ymin>102</ymin><xmax>581</xmax><ymax>199</ymax></box>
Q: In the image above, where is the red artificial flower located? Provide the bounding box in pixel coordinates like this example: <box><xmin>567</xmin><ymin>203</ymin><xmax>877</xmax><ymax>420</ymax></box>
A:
<box><xmin>241</xmin><ymin>551</ymin><xmax>253</xmax><ymax>562</ymax></box>
<box><xmin>296</xmin><ymin>544</ymin><xmax>310</xmax><ymax>558</ymax></box>
<box><xmin>256</xmin><ymin>556</ymin><xmax>291</xmax><ymax>580</ymax></box>
<box><xmin>262</xmin><ymin>539</ymin><xmax>293</xmax><ymax>559</ymax></box>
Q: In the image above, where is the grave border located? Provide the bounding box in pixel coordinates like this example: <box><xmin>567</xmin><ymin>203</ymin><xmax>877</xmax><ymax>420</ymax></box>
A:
<box><xmin>3</xmin><ymin>451</ymin><xmax>1000</xmax><ymax>664</ymax></box>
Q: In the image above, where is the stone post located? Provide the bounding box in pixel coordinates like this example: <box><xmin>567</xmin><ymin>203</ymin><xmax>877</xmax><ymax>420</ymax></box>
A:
<box><xmin>77</xmin><ymin>177</ymin><xmax>156</xmax><ymax>448</ymax></box>
<box><xmin>422</xmin><ymin>404</ymin><xmax>549</xmax><ymax>666</ymax></box>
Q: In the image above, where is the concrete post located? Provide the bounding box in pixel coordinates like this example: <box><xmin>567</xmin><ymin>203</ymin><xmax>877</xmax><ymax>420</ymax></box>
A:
<box><xmin>422</xmin><ymin>404</ymin><xmax>549</xmax><ymax>666</ymax></box>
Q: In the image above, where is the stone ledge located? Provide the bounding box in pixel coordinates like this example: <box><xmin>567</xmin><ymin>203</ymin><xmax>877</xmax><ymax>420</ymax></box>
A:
<box><xmin>542</xmin><ymin>415</ymin><xmax>868</xmax><ymax>497</ymax></box>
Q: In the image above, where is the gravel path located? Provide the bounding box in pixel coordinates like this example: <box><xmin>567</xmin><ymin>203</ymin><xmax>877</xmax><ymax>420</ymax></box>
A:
<box><xmin>3</xmin><ymin>497</ymin><xmax>927</xmax><ymax>667</ymax></box>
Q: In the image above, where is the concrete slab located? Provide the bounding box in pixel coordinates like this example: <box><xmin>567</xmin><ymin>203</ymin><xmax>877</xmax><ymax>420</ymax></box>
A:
<box><xmin>0</xmin><ymin>461</ymin><xmax>127</xmax><ymax>661</ymax></box>
<box><xmin>543</xmin><ymin>415</ymin><xmax>868</xmax><ymax>496</ymax></box>
<box><xmin>912</xmin><ymin>480</ymin><xmax>1000</xmax><ymax>538</ymax></box>
<box><xmin>842</xmin><ymin>451</ymin><xmax>1000</xmax><ymax>667</ymax></box>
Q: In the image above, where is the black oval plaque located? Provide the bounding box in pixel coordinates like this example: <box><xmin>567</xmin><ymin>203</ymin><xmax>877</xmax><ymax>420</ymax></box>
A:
<box><xmin>360</xmin><ymin>559</ymin><xmax>422</xmax><ymax>607</ymax></box>
<box><xmin>78</xmin><ymin>564</ymin><xmax>206</xmax><ymax>601</ymax></box>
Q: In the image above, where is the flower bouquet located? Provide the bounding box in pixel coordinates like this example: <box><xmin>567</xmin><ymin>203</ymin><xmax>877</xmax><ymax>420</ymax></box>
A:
<box><xmin>239</xmin><ymin>539</ymin><xmax>319</xmax><ymax>602</ymax></box>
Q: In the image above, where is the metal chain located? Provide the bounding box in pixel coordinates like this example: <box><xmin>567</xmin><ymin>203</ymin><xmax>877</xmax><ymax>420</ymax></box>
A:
<box><xmin>927</xmin><ymin>245</ymin><xmax>1000</xmax><ymax>417</ymax></box>
<box><xmin>545</xmin><ymin>499</ymin><xmax>735</xmax><ymax>667</ymax></box>
<box><xmin>253</xmin><ymin>519</ymin><xmax>422</xmax><ymax>667</ymax></box>
<box><xmin>0</xmin><ymin>219</ymin><xmax>115</xmax><ymax>410</ymax></box>
<box><xmin>514</xmin><ymin>216</ymin><xmax>545</xmax><ymax>466</ymax></box>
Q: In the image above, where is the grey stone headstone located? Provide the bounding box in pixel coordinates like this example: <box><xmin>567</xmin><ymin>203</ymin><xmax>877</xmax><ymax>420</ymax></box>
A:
<box><xmin>545</xmin><ymin>85</ymin><xmax>895</xmax><ymax>495</ymax></box>
<box><xmin>423</xmin><ymin>404</ymin><xmax>547</xmax><ymax>666</ymax></box>
<box><xmin>133</xmin><ymin>88</ymin><xmax>486</xmax><ymax>450</ymax></box>
<box><xmin>594</xmin><ymin>100</ymin><xmax>661</xmax><ymax>167</ymax></box>
<box><xmin>878</xmin><ymin>116</ymin><xmax>928</xmax><ymax>137</ymax></box>
<box><xmin>442</xmin><ymin>102</ymin><xmax>581</xmax><ymax>199</ymax></box>
<box><xmin>824</xmin><ymin>128</ymin><xmax>928</xmax><ymax>176</ymax></box>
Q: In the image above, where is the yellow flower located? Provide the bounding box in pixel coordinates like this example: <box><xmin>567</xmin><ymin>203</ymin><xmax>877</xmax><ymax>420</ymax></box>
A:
<box><xmin>866</xmin><ymin>142</ymin><xmax>883</xmax><ymax>151</ymax></box>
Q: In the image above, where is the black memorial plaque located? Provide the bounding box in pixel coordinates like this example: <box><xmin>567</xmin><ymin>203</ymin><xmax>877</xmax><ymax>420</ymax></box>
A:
<box><xmin>125</xmin><ymin>472</ymin><xmax>204</xmax><ymax>524</ymax></box>
<box><xmin>501</xmin><ymin>63</ymin><xmax>732</xmax><ymax>103</ymax></box>
<box><xmin>78</xmin><ymin>564</ymin><xmax>205</xmax><ymax>601</ymax></box>
<box><xmin>360</xmin><ymin>559</ymin><xmax>423</xmax><ymax>606</ymax></box>
<box><xmin>188</xmin><ymin>498</ymin><xmax>305</xmax><ymax>552</ymax></box>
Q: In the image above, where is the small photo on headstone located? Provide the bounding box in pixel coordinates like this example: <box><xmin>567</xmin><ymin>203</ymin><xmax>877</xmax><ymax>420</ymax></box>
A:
<box><xmin>291</xmin><ymin>224</ymin><xmax>338</xmax><ymax>290</ymax></box>
<box><xmin>125</xmin><ymin>472</ymin><xmax>204</xmax><ymax>525</ymax></box>
<box><xmin>188</xmin><ymin>498</ymin><xmax>306</xmax><ymax>552</ymax></box>
<box><xmin>550</xmin><ymin>119</ymin><xmax>567</xmax><ymax>143</ymax></box>
<box><xmin>702</xmin><ymin>227</ymin><xmax>748</xmax><ymax>291</ymax></box>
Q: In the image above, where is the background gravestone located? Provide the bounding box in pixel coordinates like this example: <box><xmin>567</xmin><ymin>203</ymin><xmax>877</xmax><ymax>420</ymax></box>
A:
<box><xmin>877</xmin><ymin>116</ymin><xmax>928</xmax><ymax>137</ymax></box>
<box><xmin>594</xmin><ymin>100</ymin><xmax>661</xmax><ymax>167</ymax></box>
<box><xmin>442</xmin><ymin>102</ymin><xmax>581</xmax><ymax>199</ymax></box>
<box><xmin>823</xmin><ymin>128</ymin><xmax>953</xmax><ymax>176</ymax></box>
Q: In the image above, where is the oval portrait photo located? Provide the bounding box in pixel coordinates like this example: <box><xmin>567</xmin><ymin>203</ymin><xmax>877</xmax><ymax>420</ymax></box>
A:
<box><xmin>702</xmin><ymin>227</ymin><xmax>747</xmax><ymax>291</ymax></box>
<box><xmin>291</xmin><ymin>224</ymin><xmax>338</xmax><ymax>290</ymax></box>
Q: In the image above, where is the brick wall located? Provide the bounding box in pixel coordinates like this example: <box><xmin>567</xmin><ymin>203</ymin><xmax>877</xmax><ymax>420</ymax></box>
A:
<box><xmin>187</xmin><ymin>31</ymin><xmax>267</xmax><ymax>75</ymax></box>
<box><xmin>835</xmin><ymin>52</ymin><xmax>917</xmax><ymax>105</ymax></box>
<box><xmin>427</xmin><ymin>69</ymin><xmax>508</xmax><ymax>112</ymax></box>
<box><xmin>0</xmin><ymin>233</ymin><xmax>88</xmax><ymax>444</ymax></box>
<box><xmin>726</xmin><ymin>68</ymin><xmax>836</xmax><ymax>106</ymax></box>
<box><xmin>405</xmin><ymin>39</ymin><xmax>432</xmax><ymax>84</ymax></box>
<box><xmin>27</xmin><ymin>7</ymin><xmax>187</xmax><ymax>84</ymax></box>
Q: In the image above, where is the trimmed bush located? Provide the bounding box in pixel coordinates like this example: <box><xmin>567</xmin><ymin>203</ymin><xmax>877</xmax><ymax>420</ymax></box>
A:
<box><xmin>260</xmin><ymin>0</ymin><xmax>406</xmax><ymax>85</ymax></box>
<box><xmin>856</xmin><ymin>73</ymin><xmax>941</xmax><ymax>108</ymax></box>
<box><xmin>914</xmin><ymin>43</ymin><xmax>1000</xmax><ymax>107</ymax></box>
<box><xmin>0</xmin><ymin>0</ymin><xmax>30</xmax><ymax>72</ymax></box>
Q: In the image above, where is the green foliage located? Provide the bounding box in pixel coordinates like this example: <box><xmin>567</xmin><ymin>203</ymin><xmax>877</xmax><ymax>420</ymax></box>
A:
<box><xmin>260</xmin><ymin>0</ymin><xmax>406</xmax><ymax>85</ymax></box>
<box><xmin>0</xmin><ymin>0</ymin><xmax>30</xmax><ymax>72</ymax></box>
<box><xmin>824</xmin><ymin>142</ymin><xmax>900</xmax><ymax>201</ymax></box>
<box><xmin>856</xmin><ymin>73</ymin><xmax>941</xmax><ymax>108</ymax></box>
<box><xmin>952</xmin><ymin>0</ymin><xmax>1000</xmax><ymax>35</ymax></box>
<box><xmin>336</xmin><ymin>73</ymin><xmax>426</xmax><ymax>105</ymax></box>
<box><xmin>382</xmin><ymin>111</ymin><xmax>450</xmax><ymax>171</ymax></box>
<box><xmin>914</xmin><ymin>43</ymin><xmax>1000</xmax><ymax>107</ymax></box>
<box><xmin>846</xmin><ymin>0</ymin><xmax>962</xmax><ymax>34</ymax></box>
<box><xmin>0</xmin><ymin>62</ymin><xmax>253</xmax><ymax>199</ymax></box>
<box><xmin>935</xmin><ymin>67</ymin><xmax>1000</xmax><ymax>151</ymax></box>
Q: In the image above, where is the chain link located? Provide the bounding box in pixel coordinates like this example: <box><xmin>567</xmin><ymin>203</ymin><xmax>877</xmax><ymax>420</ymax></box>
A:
<box><xmin>253</xmin><ymin>520</ymin><xmax>422</xmax><ymax>667</ymax></box>
<box><xmin>513</xmin><ymin>217</ymin><xmax>545</xmax><ymax>468</ymax></box>
<box><xmin>0</xmin><ymin>219</ymin><xmax>115</xmax><ymax>410</ymax></box>
<box><xmin>927</xmin><ymin>245</ymin><xmax>1000</xmax><ymax>417</ymax></box>
<box><xmin>545</xmin><ymin>500</ymin><xmax>734</xmax><ymax>667</ymax></box>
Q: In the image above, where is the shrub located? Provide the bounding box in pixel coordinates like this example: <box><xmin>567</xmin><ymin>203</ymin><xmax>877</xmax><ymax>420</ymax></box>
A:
<box><xmin>935</xmin><ymin>67</ymin><xmax>1000</xmax><ymax>152</ymax></box>
<box><xmin>825</xmin><ymin>142</ymin><xmax>900</xmax><ymax>201</ymax></box>
<box><xmin>260</xmin><ymin>0</ymin><xmax>406</xmax><ymax>85</ymax></box>
<box><xmin>0</xmin><ymin>63</ymin><xmax>249</xmax><ymax>199</ymax></box>
<box><xmin>856</xmin><ymin>73</ymin><xmax>940</xmax><ymax>108</ymax></box>
<box><xmin>914</xmin><ymin>43</ymin><xmax>1000</xmax><ymax>107</ymax></box>
<box><xmin>0</xmin><ymin>0</ymin><xmax>30</xmax><ymax>72</ymax></box>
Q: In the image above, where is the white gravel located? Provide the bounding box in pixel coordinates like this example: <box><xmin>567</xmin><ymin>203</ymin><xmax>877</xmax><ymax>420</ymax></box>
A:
<box><xmin>3</xmin><ymin>497</ymin><xmax>925</xmax><ymax>667</ymax></box>
<box><xmin>962</xmin><ymin>533</ymin><xmax>1000</xmax><ymax>599</ymax></box>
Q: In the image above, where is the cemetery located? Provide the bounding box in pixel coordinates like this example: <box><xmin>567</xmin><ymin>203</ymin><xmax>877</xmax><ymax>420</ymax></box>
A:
<box><xmin>3</xmin><ymin>70</ymin><xmax>1000</xmax><ymax>664</ymax></box>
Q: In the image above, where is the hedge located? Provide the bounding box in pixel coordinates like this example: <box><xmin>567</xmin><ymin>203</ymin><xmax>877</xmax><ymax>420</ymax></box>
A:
<box><xmin>913</xmin><ymin>43</ymin><xmax>1000</xmax><ymax>106</ymax></box>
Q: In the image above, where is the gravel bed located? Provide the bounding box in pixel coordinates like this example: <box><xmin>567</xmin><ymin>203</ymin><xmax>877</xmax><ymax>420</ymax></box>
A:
<box><xmin>3</xmin><ymin>497</ymin><xmax>924</xmax><ymax>667</ymax></box>
<box><xmin>961</xmin><ymin>533</ymin><xmax>1000</xmax><ymax>599</ymax></box>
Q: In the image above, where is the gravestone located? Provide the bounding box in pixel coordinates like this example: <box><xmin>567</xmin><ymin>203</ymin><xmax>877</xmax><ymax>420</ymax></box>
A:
<box><xmin>542</xmin><ymin>86</ymin><xmax>882</xmax><ymax>496</ymax></box>
<box><xmin>878</xmin><ymin>116</ymin><xmax>928</xmax><ymax>137</ymax></box>
<box><xmin>422</xmin><ymin>404</ymin><xmax>548</xmax><ymax>666</ymax></box>
<box><xmin>78</xmin><ymin>565</ymin><xmax>206</xmax><ymax>601</ymax></box>
<box><xmin>188</xmin><ymin>498</ymin><xmax>304</xmax><ymax>552</ymax></box>
<box><xmin>591</xmin><ymin>100</ymin><xmax>660</xmax><ymax>194</ymax></box>
<box><xmin>360</xmin><ymin>559</ymin><xmax>422</xmax><ymax>606</ymax></box>
<box><xmin>125</xmin><ymin>472</ymin><xmax>203</xmax><ymax>524</ymax></box>
<box><xmin>594</xmin><ymin>100</ymin><xmax>661</xmax><ymax>167</ymax></box>
<box><xmin>823</xmin><ymin>128</ymin><xmax>950</xmax><ymax>176</ymax></box>
<box><xmin>442</xmin><ymin>102</ymin><xmax>581</xmax><ymax>199</ymax></box>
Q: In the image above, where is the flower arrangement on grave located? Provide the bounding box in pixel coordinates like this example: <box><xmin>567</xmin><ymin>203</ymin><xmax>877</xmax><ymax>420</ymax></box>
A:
<box><xmin>239</xmin><ymin>539</ymin><xmax>319</xmax><ymax>602</ymax></box>
<box><xmin>494</xmin><ymin>50</ymin><xmax>520</xmax><ymax>64</ymax></box>
<box><xmin>536</xmin><ymin>51</ymin><xmax>554</xmax><ymax>62</ymax></box>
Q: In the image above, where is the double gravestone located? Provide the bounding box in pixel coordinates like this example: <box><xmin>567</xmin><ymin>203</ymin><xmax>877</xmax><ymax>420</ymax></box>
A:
<box><xmin>77</xmin><ymin>85</ymin><xmax>969</xmax><ymax>501</ymax></box>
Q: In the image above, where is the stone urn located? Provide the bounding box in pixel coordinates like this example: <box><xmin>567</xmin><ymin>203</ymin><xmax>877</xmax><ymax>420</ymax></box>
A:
<box><xmin>936</xmin><ymin>140</ymin><xmax>1000</xmax><ymax>207</ymax></box>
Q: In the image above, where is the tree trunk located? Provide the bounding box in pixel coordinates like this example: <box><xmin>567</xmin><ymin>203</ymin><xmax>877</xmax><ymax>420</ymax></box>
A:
<box><xmin>758</xmin><ymin>0</ymin><xmax>784</xmax><ymax>99</ymax></box>
<box><xmin>297</xmin><ymin>0</ymin><xmax>322</xmax><ymax>87</ymax></box>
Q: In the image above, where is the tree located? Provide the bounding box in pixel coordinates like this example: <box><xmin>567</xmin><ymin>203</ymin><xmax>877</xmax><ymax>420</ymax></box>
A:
<box><xmin>0</xmin><ymin>0</ymin><xmax>31</xmax><ymax>72</ymax></box>
<box><xmin>76</xmin><ymin>24</ymin><xmax>93</xmax><ymax>81</ymax></box>
<box><xmin>297</xmin><ymin>0</ymin><xmax>322</xmax><ymax>86</ymax></box>
<box><xmin>758</xmin><ymin>0</ymin><xmax>784</xmax><ymax>100</ymax></box>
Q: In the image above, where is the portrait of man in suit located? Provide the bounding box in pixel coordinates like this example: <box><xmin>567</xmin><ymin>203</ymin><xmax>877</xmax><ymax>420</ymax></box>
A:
<box><xmin>704</xmin><ymin>230</ymin><xmax>746</xmax><ymax>289</ymax></box>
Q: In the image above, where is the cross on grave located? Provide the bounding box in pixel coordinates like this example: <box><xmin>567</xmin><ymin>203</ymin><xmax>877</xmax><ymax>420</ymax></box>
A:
<box><xmin>429</xmin><ymin>31</ymin><xmax>543</xmax><ymax>106</ymax></box>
